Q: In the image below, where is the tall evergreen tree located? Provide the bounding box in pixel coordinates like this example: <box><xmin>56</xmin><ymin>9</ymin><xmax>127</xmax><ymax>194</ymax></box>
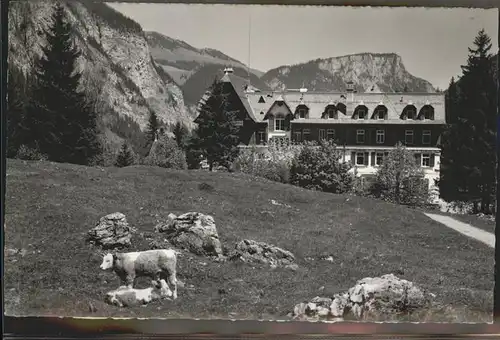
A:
<box><xmin>115</xmin><ymin>142</ymin><xmax>135</xmax><ymax>167</ymax></box>
<box><xmin>438</xmin><ymin>29</ymin><xmax>497</xmax><ymax>213</ymax></box>
<box><xmin>6</xmin><ymin>64</ymin><xmax>28</xmax><ymax>158</ymax></box>
<box><xmin>146</xmin><ymin>109</ymin><xmax>159</xmax><ymax>144</ymax></box>
<box><xmin>172</xmin><ymin>121</ymin><xmax>189</xmax><ymax>150</ymax></box>
<box><xmin>25</xmin><ymin>2</ymin><xmax>101</xmax><ymax>165</ymax></box>
<box><xmin>193</xmin><ymin>77</ymin><xmax>241</xmax><ymax>171</ymax></box>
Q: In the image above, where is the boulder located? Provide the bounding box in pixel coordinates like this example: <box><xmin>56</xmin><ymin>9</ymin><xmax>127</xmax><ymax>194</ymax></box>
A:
<box><xmin>155</xmin><ymin>212</ymin><xmax>223</xmax><ymax>258</ymax></box>
<box><xmin>292</xmin><ymin>274</ymin><xmax>433</xmax><ymax>321</ymax></box>
<box><xmin>229</xmin><ymin>239</ymin><xmax>297</xmax><ymax>269</ymax></box>
<box><xmin>104</xmin><ymin>286</ymin><xmax>163</xmax><ymax>308</ymax></box>
<box><xmin>87</xmin><ymin>212</ymin><xmax>136</xmax><ymax>249</ymax></box>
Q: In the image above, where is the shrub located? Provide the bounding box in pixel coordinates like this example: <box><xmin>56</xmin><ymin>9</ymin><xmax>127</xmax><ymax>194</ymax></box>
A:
<box><xmin>15</xmin><ymin>144</ymin><xmax>48</xmax><ymax>161</ymax></box>
<box><xmin>370</xmin><ymin>142</ymin><xmax>430</xmax><ymax>207</ymax></box>
<box><xmin>144</xmin><ymin>135</ymin><xmax>187</xmax><ymax>170</ymax></box>
<box><xmin>290</xmin><ymin>139</ymin><xmax>354</xmax><ymax>193</ymax></box>
<box><xmin>234</xmin><ymin>140</ymin><xmax>300</xmax><ymax>183</ymax></box>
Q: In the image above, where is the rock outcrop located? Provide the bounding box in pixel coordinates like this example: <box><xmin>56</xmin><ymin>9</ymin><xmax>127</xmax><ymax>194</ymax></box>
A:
<box><xmin>292</xmin><ymin>274</ymin><xmax>432</xmax><ymax>321</ymax></box>
<box><xmin>87</xmin><ymin>212</ymin><xmax>136</xmax><ymax>249</ymax></box>
<box><xmin>228</xmin><ymin>239</ymin><xmax>297</xmax><ymax>270</ymax></box>
<box><xmin>155</xmin><ymin>212</ymin><xmax>223</xmax><ymax>258</ymax></box>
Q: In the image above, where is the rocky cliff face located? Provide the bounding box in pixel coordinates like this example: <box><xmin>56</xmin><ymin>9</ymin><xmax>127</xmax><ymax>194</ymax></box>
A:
<box><xmin>261</xmin><ymin>53</ymin><xmax>436</xmax><ymax>93</ymax></box>
<box><xmin>8</xmin><ymin>0</ymin><xmax>194</xmax><ymax>147</ymax></box>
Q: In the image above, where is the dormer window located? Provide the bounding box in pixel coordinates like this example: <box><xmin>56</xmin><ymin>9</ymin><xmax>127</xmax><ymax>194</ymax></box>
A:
<box><xmin>298</xmin><ymin>108</ymin><xmax>306</xmax><ymax>119</ymax></box>
<box><xmin>422</xmin><ymin>107</ymin><xmax>434</xmax><ymax>120</ymax></box>
<box><xmin>357</xmin><ymin>108</ymin><xmax>367</xmax><ymax>120</ymax></box>
<box><xmin>406</xmin><ymin>108</ymin><xmax>416</xmax><ymax>120</ymax></box>
<box><xmin>258</xmin><ymin>96</ymin><xmax>265</xmax><ymax>103</ymax></box>
<box><xmin>327</xmin><ymin>108</ymin><xmax>336</xmax><ymax>119</ymax></box>
<box><xmin>375</xmin><ymin>108</ymin><xmax>385</xmax><ymax>120</ymax></box>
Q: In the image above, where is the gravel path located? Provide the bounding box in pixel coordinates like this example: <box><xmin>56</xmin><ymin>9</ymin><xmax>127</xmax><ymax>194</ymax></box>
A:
<box><xmin>424</xmin><ymin>213</ymin><xmax>495</xmax><ymax>248</ymax></box>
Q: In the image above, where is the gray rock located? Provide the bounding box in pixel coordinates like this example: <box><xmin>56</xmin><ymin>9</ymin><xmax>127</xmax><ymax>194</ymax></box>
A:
<box><xmin>292</xmin><ymin>274</ymin><xmax>433</xmax><ymax>322</ymax></box>
<box><xmin>155</xmin><ymin>212</ymin><xmax>223</xmax><ymax>258</ymax></box>
<box><xmin>87</xmin><ymin>212</ymin><xmax>136</xmax><ymax>249</ymax></box>
<box><xmin>229</xmin><ymin>239</ymin><xmax>297</xmax><ymax>269</ymax></box>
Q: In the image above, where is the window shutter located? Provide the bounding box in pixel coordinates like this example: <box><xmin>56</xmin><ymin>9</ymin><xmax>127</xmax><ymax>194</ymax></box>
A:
<box><xmin>364</xmin><ymin>152</ymin><xmax>369</xmax><ymax>166</ymax></box>
<box><xmin>430</xmin><ymin>154</ymin><xmax>435</xmax><ymax>167</ymax></box>
<box><xmin>269</xmin><ymin>117</ymin><xmax>274</xmax><ymax>131</ymax></box>
<box><xmin>414</xmin><ymin>153</ymin><xmax>421</xmax><ymax>166</ymax></box>
<box><xmin>370</xmin><ymin>152</ymin><xmax>375</xmax><ymax>166</ymax></box>
<box><xmin>351</xmin><ymin>152</ymin><xmax>356</xmax><ymax>165</ymax></box>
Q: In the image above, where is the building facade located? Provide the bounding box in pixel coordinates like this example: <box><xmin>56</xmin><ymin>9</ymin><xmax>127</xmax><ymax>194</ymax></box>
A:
<box><xmin>196</xmin><ymin>68</ymin><xmax>446</xmax><ymax>189</ymax></box>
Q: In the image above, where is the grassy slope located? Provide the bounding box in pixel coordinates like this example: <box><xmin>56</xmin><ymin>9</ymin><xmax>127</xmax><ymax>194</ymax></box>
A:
<box><xmin>4</xmin><ymin>159</ymin><xmax>494</xmax><ymax>320</ymax></box>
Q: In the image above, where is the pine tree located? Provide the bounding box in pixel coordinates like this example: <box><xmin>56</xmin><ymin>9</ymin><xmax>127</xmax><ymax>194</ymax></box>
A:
<box><xmin>115</xmin><ymin>142</ymin><xmax>135</xmax><ymax>167</ymax></box>
<box><xmin>6</xmin><ymin>64</ymin><xmax>28</xmax><ymax>158</ymax></box>
<box><xmin>438</xmin><ymin>29</ymin><xmax>497</xmax><ymax>213</ymax></box>
<box><xmin>173</xmin><ymin>121</ymin><xmax>189</xmax><ymax>150</ymax></box>
<box><xmin>25</xmin><ymin>2</ymin><xmax>101</xmax><ymax>165</ymax></box>
<box><xmin>146</xmin><ymin>109</ymin><xmax>159</xmax><ymax>144</ymax></box>
<box><xmin>194</xmin><ymin>77</ymin><xmax>241</xmax><ymax>171</ymax></box>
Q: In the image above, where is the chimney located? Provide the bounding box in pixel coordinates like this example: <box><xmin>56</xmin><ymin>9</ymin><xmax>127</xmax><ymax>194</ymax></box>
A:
<box><xmin>345</xmin><ymin>81</ymin><xmax>355</xmax><ymax>114</ymax></box>
<box><xmin>223</xmin><ymin>67</ymin><xmax>234</xmax><ymax>74</ymax></box>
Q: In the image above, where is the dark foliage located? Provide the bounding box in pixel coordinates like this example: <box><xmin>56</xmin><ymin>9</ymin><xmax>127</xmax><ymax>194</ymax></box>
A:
<box><xmin>106</xmin><ymin>110</ymin><xmax>149</xmax><ymax>158</ymax></box>
<box><xmin>173</xmin><ymin>121</ymin><xmax>189</xmax><ymax>150</ymax></box>
<box><xmin>114</xmin><ymin>142</ymin><xmax>135</xmax><ymax>167</ymax></box>
<box><xmin>439</xmin><ymin>30</ymin><xmax>497</xmax><ymax>213</ymax></box>
<box><xmin>289</xmin><ymin>140</ymin><xmax>354</xmax><ymax>193</ymax></box>
<box><xmin>191</xmin><ymin>77</ymin><xmax>241</xmax><ymax>171</ymax></box>
<box><xmin>24</xmin><ymin>3</ymin><xmax>101</xmax><ymax>165</ymax></box>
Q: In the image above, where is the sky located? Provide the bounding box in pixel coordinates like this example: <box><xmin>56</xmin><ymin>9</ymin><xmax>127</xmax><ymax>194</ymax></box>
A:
<box><xmin>108</xmin><ymin>3</ymin><xmax>498</xmax><ymax>90</ymax></box>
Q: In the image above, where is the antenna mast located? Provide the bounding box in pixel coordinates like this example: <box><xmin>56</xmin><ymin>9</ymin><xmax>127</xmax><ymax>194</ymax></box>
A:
<box><xmin>247</xmin><ymin>12</ymin><xmax>251</xmax><ymax>88</ymax></box>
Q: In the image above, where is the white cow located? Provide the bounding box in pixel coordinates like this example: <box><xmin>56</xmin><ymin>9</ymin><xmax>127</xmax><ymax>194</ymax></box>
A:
<box><xmin>100</xmin><ymin>249</ymin><xmax>178</xmax><ymax>300</ymax></box>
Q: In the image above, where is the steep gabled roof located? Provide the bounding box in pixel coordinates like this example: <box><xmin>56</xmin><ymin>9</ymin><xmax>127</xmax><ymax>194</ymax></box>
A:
<box><xmin>222</xmin><ymin>73</ymin><xmax>258</xmax><ymax>121</ymax></box>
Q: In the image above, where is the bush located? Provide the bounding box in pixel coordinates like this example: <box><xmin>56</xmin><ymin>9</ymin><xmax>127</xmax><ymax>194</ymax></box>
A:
<box><xmin>144</xmin><ymin>135</ymin><xmax>187</xmax><ymax>170</ymax></box>
<box><xmin>233</xmin><ymin>140</ymin><xmax>300</xmax><ymax>183</ymax></box>
<box><xmin>15</xmin><ymin>144</ymin><xmax>48</xmax><ymax>161</ymax></box>
<box><xmin>370</xmin><ymin>142</ymin><xmax>430</xmax><ymax>207</ymax></box>
<box><xmin>289</xmin><ymin>139</ymin><xmax>354</xmax><ymax>193</ymax></box>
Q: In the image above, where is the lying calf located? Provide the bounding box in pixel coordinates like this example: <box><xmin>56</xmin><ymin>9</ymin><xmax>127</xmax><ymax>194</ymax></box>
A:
<box><xmin>105</xmin><ymin>286</ymin><xmax>163</xmax><ymax>307</ymax></box>
<box><xmin>100</xmin><ymin>249</ymin><xmax>178</xmax><ymax>300</ymax></box>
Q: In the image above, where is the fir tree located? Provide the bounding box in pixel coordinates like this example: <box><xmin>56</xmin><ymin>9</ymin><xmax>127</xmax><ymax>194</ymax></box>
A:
<box><xmin>438</xmin><ymin>29</ymin><xmax>497</xmax><ymax>213</ymax></box>
<box><xmin>25</xmin><ymin>2</ymin><xmax>101</xmax><ymax>165</ymax></box>
<box><xmin>146</xmin><ymin>109</ymin><xmax>159</xmax><ymax>144</ymax></box>
<box><xmin>6</xmin><ymin>64</ymin><xmax>28</xmax><ymax>158</ymax></box>
<box><xmin>115</xmin><ymin>142</ymin><xmax>135</xmax><ymax>167</ymax></box>
<box><xmin>172</xmin><ymin>121</ymin><xmax>189</xmax><ymax>150</ymax></box>
<box><xmin>193</xmin><ymin>77</ymin><xmax>241</xmax><ymax>171</ymax></box>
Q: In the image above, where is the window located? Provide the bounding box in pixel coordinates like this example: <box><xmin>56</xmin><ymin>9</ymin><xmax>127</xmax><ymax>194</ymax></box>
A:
<box><xmin>376</xmin><ymin>129</ymin><xmax>385</xmax><ymax>144</ymax></box>
<box><xmin>319</xmin><ymin>129</ymin><xmax>326</xmax><ymax>140</ymax></box>
<box><xmin>422</xmin><ymin>153</ymin><xmax>431</xmax><ymax>167</ymax></box>
<box><xmin>422</xmin><ymin>130</ymin><xmax>431</xmax><ymax>144</ymax></box>
<box><xmin>375</xmin><ymin>152</ymin><xmax>384</xmax><ymax>166</ymax></box>
<box><xmin>405</xmin><ymin>130</ymin><xmax>414</xmax><ymax>145</ymax></box>
<box><xmin>303</xmin><ymin>128</ymin><xmax>311</xmax><ymax>141</ymax></box>
<box><xmin>257</xmin><ymin>131</ymin><xmax>266</xmax><ymax>143</ymax></box>
<box><xmin>376</xmin><ymin>109</ymin><xmax>385</xmax><ymax>120</ymax></box>
<box><xmin>356</xmin><ymin>152</ymin><xmax>365</xmax><ymax>166</ymax></box>
<box><xmin>357</xmin><ymin>109</ymin><xmax>367</xmax><ymax>119</ymax></box>
<box><xmin>294</xmin><ymin>131</ymin><xmax>302</xmax><ymax>142</ymax></box>
<box><xmin>422</xmin><ymin>108</ymin><xmax>433</xmax><ymax>120</ymax></box>
<box><xmin>328</xmin><ymin>108</ymin><xmax>336</xmax><ymax>119</ymax></box>
<box><xmin>275</xmin><ymin>117</ymin><xmax>285</xmax><ymax>131</ymax></box>
<box><xmin>327</xmin><ymin>129</ymin><xmax>335</xmax><ymax>140</ymax></box>
<box><xmin>406</xmin><ymin>108</ymin><xmax>416</xmax><ymax>120</ymax></box>
<box><xmin>298</xmin><ymin>109</ymin><xmax>306</xmax><ymax>119</ymax></box>
<box><xmin>258</xmin><ymin>96</ymin><xmax>265</xmax><ymax>103</ymax></box>
<box><xmin>356</xmin><ymin>129</ymin><xmax>365</xmax><ymax>144</ymax></box>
